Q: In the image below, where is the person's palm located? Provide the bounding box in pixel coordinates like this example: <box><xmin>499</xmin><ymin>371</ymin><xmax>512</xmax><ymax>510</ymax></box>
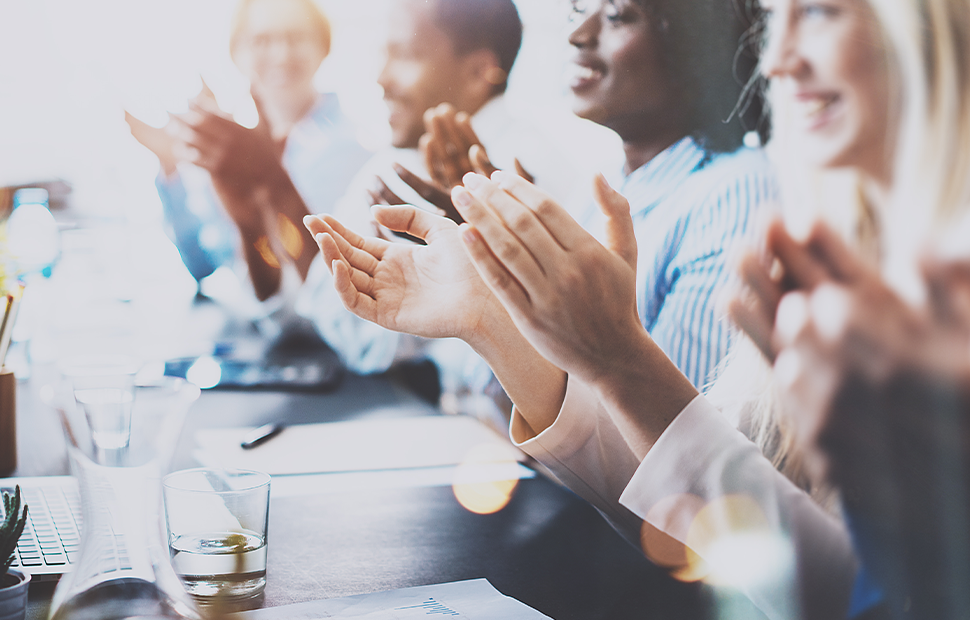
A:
<box><xmin>308</xmin><ymin>207</ymin><xmax>496</xmax><ymax>342</ymax></box>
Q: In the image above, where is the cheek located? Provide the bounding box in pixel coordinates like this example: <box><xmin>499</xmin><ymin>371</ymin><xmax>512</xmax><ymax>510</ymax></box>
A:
<box><xmin>386</xmin><ymin>60</ymin><xmax>428</xmax><ymax>96</ymax></box>
<box><xmin>612</xmin><ymin>34</ymin><xmax>665</xmax><ymax>101</ymax></box>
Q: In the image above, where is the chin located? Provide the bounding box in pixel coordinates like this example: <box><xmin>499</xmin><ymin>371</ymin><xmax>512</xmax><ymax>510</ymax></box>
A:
<box><xmin>570</xmin><ymin>99</ymin><xmax>609</xmax><ymax>126</ymax></box>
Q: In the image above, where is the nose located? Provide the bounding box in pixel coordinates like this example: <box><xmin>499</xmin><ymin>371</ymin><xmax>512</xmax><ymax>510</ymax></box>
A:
<box><xmin>377</xmin><ymin>56</ymin><xmax>393</xmax><ymax>97</ymax></box>
<box><xmin>568</xmin><ymin>7</ymin><xmax>601</xmax><ymax>49</ymax></box>
<box><xmin>760</xmin><ymin>10</ymin><xmax>804</xmax><ymax>79</ymax></box>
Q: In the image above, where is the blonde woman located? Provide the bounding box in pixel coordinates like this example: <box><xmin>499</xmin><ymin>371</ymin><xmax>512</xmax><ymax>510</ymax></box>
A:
<box><xmin>127</xmin><ymin>0</ymin><xmax>370</xmax><ymax>300</ymax></box>
<box><xmin>305</xmin><ymin>0</ymin><xmax>970</xmax><ymax>617</ymax></box>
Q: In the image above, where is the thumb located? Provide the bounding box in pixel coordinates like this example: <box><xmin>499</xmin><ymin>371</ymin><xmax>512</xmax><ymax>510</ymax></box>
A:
<box><xmin>198</xmin><ymin>77</ymin><xmax>217</xmax><ymax>105</ymax></box>
<box><xmin>593</xmin><ymin>173</ymin><xmax>637</xmax><ymax>269</ymax></box>
<box><xmin>251</xmin><ymin>88</ymin><xmax>272</xmax><ymax>134</ymax></box>
<box><xmin>373</xmin><ymin>205</ymin><xmax>455</xmax><ymax>241</ymax></box>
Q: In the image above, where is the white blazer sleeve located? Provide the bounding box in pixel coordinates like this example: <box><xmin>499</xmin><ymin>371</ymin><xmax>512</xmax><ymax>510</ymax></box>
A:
<box><xmin>511</xmin><ymin>381</ymin><xmax>857</xmax><ymax>620</ymax></box>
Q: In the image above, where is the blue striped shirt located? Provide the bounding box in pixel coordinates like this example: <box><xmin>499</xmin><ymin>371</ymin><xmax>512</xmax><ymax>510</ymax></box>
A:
<box><xmin>584</xmin><ymin>137</ymin><xmax>776</xmax><ymax>389</ymax></box>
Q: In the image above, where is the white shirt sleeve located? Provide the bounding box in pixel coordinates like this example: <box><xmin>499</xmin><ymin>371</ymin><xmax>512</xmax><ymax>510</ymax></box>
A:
<box><xmin>510</xmin><ymin>380</ymin><xmax>857</xmax><ymax>620</ymax></box>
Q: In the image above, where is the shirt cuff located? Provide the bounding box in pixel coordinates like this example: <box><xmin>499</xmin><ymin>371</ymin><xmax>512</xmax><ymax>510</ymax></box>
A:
<box><xmin>618</xmin><ymin>394</ymin><xmax>743</xmax><ymax>526</ymax></box>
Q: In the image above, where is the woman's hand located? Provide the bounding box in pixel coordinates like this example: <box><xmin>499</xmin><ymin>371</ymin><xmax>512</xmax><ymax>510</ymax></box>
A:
<box><xmin>304</xmin><ymin>206</ymin><xmax>497</xmax><ymax>343</ymax></box>
<box><xmin>452</xmin><ymin>171</ymin><xmax>697</xmax><ymax>455</ymax></box>
<box><xmin>730</xmin><ymin>220</ymin><xmax>970</xmax><ymax>479</ymax></box>
<box><xmin>451</xmin><ymin>171</ymin><xmax>641</xmax><ymax>384</ymax></box>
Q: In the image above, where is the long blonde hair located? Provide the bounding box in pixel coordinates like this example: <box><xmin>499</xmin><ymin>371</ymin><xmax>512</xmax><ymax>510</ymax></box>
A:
<box><xmin>708</xmin><ymin>0</ymin><xmax>970</xmax><ymax>502</ymax></box>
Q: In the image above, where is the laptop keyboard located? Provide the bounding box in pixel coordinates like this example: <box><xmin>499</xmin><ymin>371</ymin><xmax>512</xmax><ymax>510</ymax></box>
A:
<box><xmin>7</xmin><ymin>484</ymin><xmax>82</xmax><ymax>570</ymax></box>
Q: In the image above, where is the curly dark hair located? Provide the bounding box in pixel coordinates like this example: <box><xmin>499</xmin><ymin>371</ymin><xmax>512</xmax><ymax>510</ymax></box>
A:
<box><xmin>640</xmin><ymin>0</ymin><xmax>768</xmax><ymax>152</ymax></box>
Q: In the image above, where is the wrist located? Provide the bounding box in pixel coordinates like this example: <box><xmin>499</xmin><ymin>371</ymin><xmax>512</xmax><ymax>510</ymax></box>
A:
<box><xmin>588</xmin><ymin>325</ymin><xmax>698</xmax><ymax>457</ymax></box>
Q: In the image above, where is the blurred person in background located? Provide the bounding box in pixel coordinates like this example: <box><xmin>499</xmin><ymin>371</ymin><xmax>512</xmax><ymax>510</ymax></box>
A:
<box><xmin>126</xmin><ymin>0</ymin><xmax>370</xmax><ymax>310</ymax></box>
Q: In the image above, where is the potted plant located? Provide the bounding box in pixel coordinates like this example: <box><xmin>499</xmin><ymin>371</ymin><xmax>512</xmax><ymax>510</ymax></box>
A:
<box><xmin>0</xmin><ymin>486</ymin><xmax>29</xmax><ymax>620</ymax></box>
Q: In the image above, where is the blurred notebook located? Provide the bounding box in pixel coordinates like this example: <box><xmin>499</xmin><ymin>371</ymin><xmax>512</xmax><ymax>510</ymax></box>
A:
<box><xmin>165</xmin><ymin>326</ymin><xmax>343</xmax><ymax>392</ymax></box>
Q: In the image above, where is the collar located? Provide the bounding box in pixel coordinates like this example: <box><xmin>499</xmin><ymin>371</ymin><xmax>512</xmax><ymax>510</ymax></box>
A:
<box><xmin>468</xmin><ymin>94</ymin><xmax>511</xmax><ymax>142</ymax></box>
<box><xmin>621</xmin><ymin>136</ymin><xmax>709</xmax><ymax>217</ymax></box>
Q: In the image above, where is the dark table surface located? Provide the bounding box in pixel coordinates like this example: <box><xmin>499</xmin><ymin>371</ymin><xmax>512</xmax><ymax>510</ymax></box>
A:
<box><xmin>11</xmin><ymin>363</ymin><xmax>720</xmax><ymax>620</ymax></box>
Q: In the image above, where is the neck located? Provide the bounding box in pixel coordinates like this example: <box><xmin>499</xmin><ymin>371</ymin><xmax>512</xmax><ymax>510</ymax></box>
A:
<box><xmin>621</xmin><ymin>132</ymin><xmax>685</xmax><ymax>176</ymax></box>
<box><xmin>860</xmin><ymin>169</ymin><xmax>893</xmax><ymax>214</ymax></box>
<box><xmin>262</xmin><ymin>87</ymin><xmax>318</xmax><ymax>139</ymax></box>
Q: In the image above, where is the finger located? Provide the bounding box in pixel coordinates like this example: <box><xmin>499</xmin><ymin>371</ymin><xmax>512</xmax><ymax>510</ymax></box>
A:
<box><xmin>314</xmin><ymin>230</ymin><xmax>376</xmax><ymax>297</ymax></box>
<box><xmin>452</xmin><ymin>182</ymin><xmax>549</xmax><ymax>289</ymax></box>
<box><xmin>327</xmin><ymin>246</ymin><xmax>381</xmax><ymax>322</ymax></box>
<box><xmin>459</xmin><ymin>224</ymin><xmax>533</xmax><ymax>312</ymax></box>
<box><xmin>431</xmin><ymin>113</ymin><xmax>466</xmax><ymax>185</ymax></box>
<box><xmin>198</xmin><ymin>77</ymin><xmax>217</xmax><ymax>104</ymax></box>
<box><xmin>367</xmin><ymin>188</ymin><xmax>388</xmax><ymax>207</ymax></box>
<box><xmin>726</xmin><ymin>295</ymin><xmax>777</xmax><ymax>361</ymax></box>
<box><xmin>489</xmin><ymin>170</ymin><xmax>589</xmax><ymax>251</ymax></box>
<box><xmin>373</xmin><ymin>205</ymin><xmax>456</xmax><ymax>240</ymax></box>
<box><xmin>803</xmin><ymin>220</ymin><xmax>868</xmax><ymax>283</ymax></box>
<box><xmin>513</xmin><ymin>158</ymin><xmax>535</xmax><ymax>184</ymax></box>
<box><xmin>250</xmin><ymin>89</ymin><xmax>274</xmax><ymax>137</ymax></box>
<box><xmin>454</xmin><ymin>111</ymin><xmax>481</xmax><ymax>151</ymax></box>
<box><xmin>470</xmin><ymin>144</ymin><xmax>498</xmax><ymax>177</ymax></box>
<box><xmin>305</xmin><ymin>215</ymin><xmax>383</xmax><ymax>273</ymax></box>
<box><xmin>423</xmin><ymin>133</ymin><xmax>451</xmax><ymax>189</ymax></box>
<box><xmin>438</xmin><ymin>109</ymin><xmax>473</xmax><ymax>176</ymax></box>
<box><xmin>592</xmin><ymin>173</ymin><xmax>637</xmax><ymax>269</ymax></box>
<box><xmin>736</xmin><ymin>251</ymin><xmax>784</xmax><ymax>324</ymax></box>
<box><xmin>765</xmin><ymin>219</ymin><xmax>830</xmax><ymax>291</ymax></box>
<box><xmin>373</xmin><ymin>176</ymin><xmax>405</xmax><ymax>206</ymax></box>
<box><xmin>393</xmin><ymin>163</ymin><xmax>463</xmax><ymax>222</ymax></box>
<box><xmin>922</xmin><ymin>256</ymin><xmax>970</xmax><ymax>326</ymax></box>
<box><xmin>187</xmin><ymin>98</ymin><xmax>229</xmax><ymax>122</ymax></box>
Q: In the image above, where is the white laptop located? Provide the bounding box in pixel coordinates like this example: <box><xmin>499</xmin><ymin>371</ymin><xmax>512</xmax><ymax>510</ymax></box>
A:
<box><xmin>2</xmin><ymin>476</ymin><xmax>83</xmax><ymax>581</ymax></box>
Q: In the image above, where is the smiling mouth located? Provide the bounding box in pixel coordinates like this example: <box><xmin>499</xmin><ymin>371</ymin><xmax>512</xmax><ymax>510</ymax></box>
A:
<box><xmin>797</xmin><ymin>94</ymin><xmax>840</xmax><ymax>120</ymax></box>
<box><xmin>568</xmin><ymin>63</ymin><xmax>605</xmax><ymax>89</ymax></box>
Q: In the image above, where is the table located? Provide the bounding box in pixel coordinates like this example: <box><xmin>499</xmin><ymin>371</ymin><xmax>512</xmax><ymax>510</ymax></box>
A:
<box><xmin>12</xmin><ymin>361</ymin><xmax>724</xmax><ymax>620</ymax></box>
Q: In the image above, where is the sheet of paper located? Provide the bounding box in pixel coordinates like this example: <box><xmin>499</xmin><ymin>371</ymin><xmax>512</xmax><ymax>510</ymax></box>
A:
<box><xmin>268</xmin><ymin>463</ymin><xmax>535</xmax><ymax>498</ymax></box>
<box><xmin>231</xmin><ymin>579</ymin><xmax>552</xmax><ymax>619</ymax></box>
<box><xmin>194</xmin><ymin>413</ymin><xmax>525</xmax><ymax>476</ymax></box>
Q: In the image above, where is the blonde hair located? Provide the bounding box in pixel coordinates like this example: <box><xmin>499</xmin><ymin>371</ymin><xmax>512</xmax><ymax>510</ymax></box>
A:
<box><xmin>229</xmin><ymin>0</ymin><xmax>332</xmax><ymax>62</ymax></box>
<box><xmin>708</xmin><ymin>0</ymin><xmax>970</xmax><ymax>504</ymax></box>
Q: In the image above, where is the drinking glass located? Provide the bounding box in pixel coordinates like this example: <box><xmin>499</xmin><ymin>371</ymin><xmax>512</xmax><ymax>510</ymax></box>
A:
<box><xmin>162</xmin><ymin>468</ymin><xmax>271</xmax><ymax>605</ymax></box>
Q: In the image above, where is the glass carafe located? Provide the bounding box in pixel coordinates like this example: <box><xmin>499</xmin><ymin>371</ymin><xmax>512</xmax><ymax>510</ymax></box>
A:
<box><xmin>44</xmin><ymin>374</ymin><xmax>203</xmax><ymax>620</ymax></box>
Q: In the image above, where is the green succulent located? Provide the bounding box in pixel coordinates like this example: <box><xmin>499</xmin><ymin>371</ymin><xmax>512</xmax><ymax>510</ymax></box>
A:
<box><xmin>1</xmin><ymin>486</ymin><xmax>27</xmax><ymax>576</ymax></box>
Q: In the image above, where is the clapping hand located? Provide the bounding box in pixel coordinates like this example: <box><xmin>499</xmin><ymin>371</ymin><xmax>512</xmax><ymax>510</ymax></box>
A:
<box><xmin>303</xmin><ymin>207</ymin><xmax>499</xmax><ymax>343</ymax></box>
<box><xmin>450</xmin><ymin>170</ymin><xmax>642</xmax><ymax>384</ymax></box>
<box><xmin>729</xmin><ymin>219</ymin><xmax>970</xmax><ymax>480</ymax></box>
<box><xmin>125</xmin><ymin>80</ymin><xmax>219</xmax><ymax>177</ymax></box>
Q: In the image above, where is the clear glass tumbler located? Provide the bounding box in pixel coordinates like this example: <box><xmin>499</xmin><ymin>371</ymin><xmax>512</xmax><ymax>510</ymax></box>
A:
<box><xmin>162</xmin><ymin>468</ymin><xmax>271</xmax><ymax>606</ymax></box>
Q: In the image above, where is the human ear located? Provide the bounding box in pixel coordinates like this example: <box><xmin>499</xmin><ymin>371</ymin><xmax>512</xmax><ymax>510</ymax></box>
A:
<box><xmin>459</xmin><ymin>48</ymin><xmax>505</xmax><ymax>104</ymax></box>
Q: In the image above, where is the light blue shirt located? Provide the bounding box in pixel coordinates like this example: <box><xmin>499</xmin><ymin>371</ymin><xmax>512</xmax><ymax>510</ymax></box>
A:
<box><xmin>585</xmin><ymin>137</ymin><xmax>776</xmax><ymax>388</ymax></box>
<box><xmin>156</xmin><ymin>93</ymin><xmax>371</xmax><ymax>282</ymax></box>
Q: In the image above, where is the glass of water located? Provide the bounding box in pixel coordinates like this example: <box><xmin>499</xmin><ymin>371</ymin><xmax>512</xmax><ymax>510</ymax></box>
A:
<box><xmin>162</xmin><ymin>468</ymin><xmax>271</xmax><ymax>605</ymax></box>
<box><xmin>59</xmin><ymin>355</ymin><xmax>140</xmax><ymax>463</ymax></box>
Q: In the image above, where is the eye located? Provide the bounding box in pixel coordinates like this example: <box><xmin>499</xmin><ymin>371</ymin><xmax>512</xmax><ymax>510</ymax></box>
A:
<box><xmin>603</xmin><ymin>0</ymin><xmax>637</xmax><ymax>24</ymax></box>
<box><xmin>797</xmin><ymin>2</ymin><xmax>840</xmax><ymax>20</ymax></box>
<box><xmin>569</xmin><ymin>0</ymin><xmax>590</xmax><ymax>21</ymax></box>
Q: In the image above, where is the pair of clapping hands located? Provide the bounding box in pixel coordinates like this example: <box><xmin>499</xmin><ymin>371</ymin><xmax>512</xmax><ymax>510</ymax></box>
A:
<box><xmin>730</xmin><ymin>220</ymin><xmax>970</xmax><ymax>488</ymax></box>
<box><xmin>371</xmin><ymin>103</ymin><xmax>533</xmax><ymax>227</ymax></box>
<box><xmin>305</xmin><ymin>169</ymin><xmax>640</xmax><ymax>389</ymax></box>
<box><xmin>125</xmin><ymin>83</ymin><xmax>286</xmax><ymax>229</ymax></box>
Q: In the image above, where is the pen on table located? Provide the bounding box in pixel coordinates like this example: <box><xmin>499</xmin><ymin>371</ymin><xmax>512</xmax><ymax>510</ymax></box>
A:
<box><xmin>241</xmin><ymin>423</ymin><xmax>285</xmax><ymax>450</ymax></box>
